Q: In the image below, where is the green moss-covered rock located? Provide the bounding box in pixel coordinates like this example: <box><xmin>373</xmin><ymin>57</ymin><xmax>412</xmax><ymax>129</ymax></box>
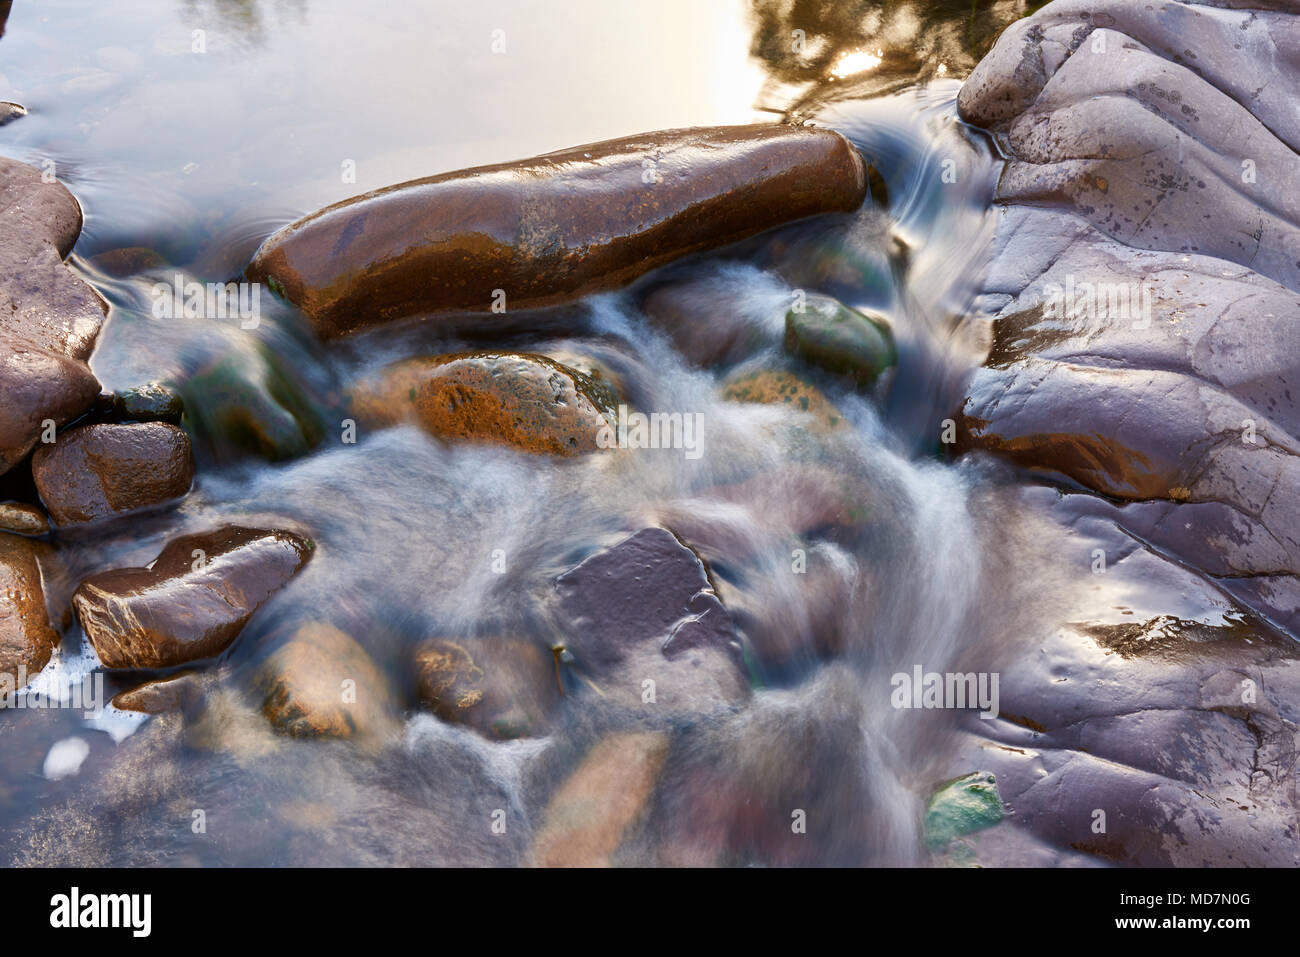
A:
<box><xmin>784</xmin><ymin>295</ymin><xmax>894</xmax><ymax>388</ymax></box>
<box><xmin>923</xmin><ymin>771</ymin><xmax>1003</xmax><ymax>849</ymax></box>
<box><xmin>178</xmin><ymin>344</ymin><xmax>325</xmax><ymax>461</ymax></box>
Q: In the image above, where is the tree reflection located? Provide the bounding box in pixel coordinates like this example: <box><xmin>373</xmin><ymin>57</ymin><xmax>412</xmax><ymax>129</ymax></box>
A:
<box><xmin>748</xmin><ymin>0</ymin><xmax>1032</xmax><ymax>115</ymax></box>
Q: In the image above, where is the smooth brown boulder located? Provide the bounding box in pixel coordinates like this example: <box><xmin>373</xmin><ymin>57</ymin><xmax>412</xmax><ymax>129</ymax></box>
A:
<box><xmin>257</xmin><ymin>622</ymin><xmax>397</xmax><ymax>739</ymax></box>
<box><xmin>247</xmin><ymin>125</ymin><xmax>866</xmax><ymax>337</ymax></box>
<box><xmin>414</xmin><ymin>636</ymin><xmax>559</xmax><ymax>739</ymax></box>
<box><xmin>0</xmin><ymin>535</ymin><xmax>58</xmax><ymax>680</ymax></box>
<box><xmin>32</xmin><ymin>422</ymin><xmax>195</xmax><ymax>525</ymax></box>
<box><xmin>73</xmin><ymin>526</ymin><xmax>313</xmax><ymax>669</ymax></box>
<box><xmin>0</xmin><ymin>156</ymin><xmax>107</xmax><ymax>473</ymax></box>
<box><xmin>352</xmin><ymin>352</ymin><xmax>614</xmax><ymax>456</ymax></box>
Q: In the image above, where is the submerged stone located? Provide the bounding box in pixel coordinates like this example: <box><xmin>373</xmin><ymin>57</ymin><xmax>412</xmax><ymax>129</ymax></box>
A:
<box><xmin>414</xmin><ymin>636</ymin><xmax>559</xmax><ymax>740</ymax></box>
<box><xmin>924</xmin><ymin>771</ymin><xmax>1004</xmax><ymax>849</ymax></box>
<box><xmin>257</xmin><ymin>622</ymin><xmax>397</xmax><ymax>740</ymax></box>
<box><xmin>247</xmin><ymin>124</ymin><xmax>867</xmax><ymax>337</ymax></box>
<box><xmin>552</xmin><ymin>527</ymin><xmax>749</xmax><ymax>713</ymax></box>
<box><xmin>178</xmin><ymin>346</ymin><xmax>325</xmax><ymax>461</ymax></box>
<box><xmin>784</xmin><ymin>295</ymin><xmax>895</xmax><ymax>388</ymax></box>
<box><xmin>722</xmin><ymin>368</ymin><xmax>846</xmax><ymax>431</ymax></box>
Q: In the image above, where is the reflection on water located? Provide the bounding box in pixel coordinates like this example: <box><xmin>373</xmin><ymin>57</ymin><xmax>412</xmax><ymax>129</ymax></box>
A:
<box><xmin>750</xmin><ymin>0</ymin><xmax>1035</xmax><ymax>116</ymax></box>
<box><xmin>0</xmin><ymin>0</ymin><xmax>1099</xmax><ymax>865</ymax></box>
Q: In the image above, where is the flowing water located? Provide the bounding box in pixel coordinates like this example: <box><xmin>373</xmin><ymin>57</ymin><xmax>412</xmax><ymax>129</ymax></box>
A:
<box><xmin>0</xmin><ymin>1</ymin><xmax>1104</xmax><ymax>866</ymax></box>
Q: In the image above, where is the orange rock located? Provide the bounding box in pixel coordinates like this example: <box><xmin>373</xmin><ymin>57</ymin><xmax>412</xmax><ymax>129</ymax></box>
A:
<box><xmin>352</xmin><ymin>352</ymin><xmax>614</xmax><ymax>456</ymax></box>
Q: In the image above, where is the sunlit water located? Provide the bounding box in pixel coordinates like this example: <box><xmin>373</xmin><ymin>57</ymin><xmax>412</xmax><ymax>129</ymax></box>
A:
<box><xmin>0</xmin><ymin>0</ymin><xmax>1113</xmax><ymax>865</ymax></box>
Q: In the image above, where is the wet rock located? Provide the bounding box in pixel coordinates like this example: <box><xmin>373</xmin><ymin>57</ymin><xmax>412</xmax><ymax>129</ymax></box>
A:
<box><xmin>32</xmin><ymin>422</ymin><xmax>194</xmax><ymax>525</ymax></box>
<box><xmin>0</xmin><ymin>343</ymin><xmax>101</xmax><ymax>475</ymax></box>
<box><xmin>552</xmin><ymin>527</ymin><xmax>748</xmax><ymax>712</ymax></box>
<box><xmin>924</xmin><ymin>771</ymin><xmax>1004</xmax><ymax>849</ymax></box>
<box><xmin>722</xmin><ymin>368</ymin><xmax>845</xmax><ymax>431</ymax></box>
<box><xmin>955</xmin><ymin>0</ymin><xmax>1300</xmax><ymax>634</ymax></box>
<box><xmin>784</xmin><ymin>294</ymin><xmax>894</xmax><ymax>388</ymax></box>
<box><xmin>0</xmin><ymin>502</ymin><xmax>49</xmax><ymax>537</ymax></box>
<box><xmin>959</xmin><ymin>1</ymin><xmax>1300</xmax><ymax>292</ymax></box>
<box><xmin>352</xmin><ymin>352</ymin><xmax>614</xmax><ymax>456</ymax></box>
<box><xmin>248</xmin><ymin>125</ymin><xmax>866</xmax><ymax>337</ymax></box>
<box><xmin>87</xmin><ymin>246</ymin><xmax>168</xmax><ymax>279</ymax></box>
<box><xmin>0</xmin><ymin>535</ymin><xmax>58</xmax><ymax>680</ymax></box>
<box><xmin>179</xmin><ymin>346</ymin><xmax>325</xmax><ymax>461</ymax></box>
<box><xmin>0</xmin><ymin>156</ymin><xmax>107</xmax><ymax>474</ymax></box>
<box><xmin>72</xmin><ymin>526</ymin><xmax>313</xmax><ymax>669</ymax></box>
<box><xmin>0</xmin><ymin>102</ymin><xmax>24</xmax><ymax>127</ymax></box>
<box><xmin>257</xmin><ymin>622</ymin><xmax>397</xmax><ymax>739</ymax></box>
<box><xmin>101</xmin><ymin>382</ymin><xmax>185</xmax><ymax>424</ymax></box>
<box><xmin>414</xmin><ymin>636</ymin><xmax>558</xmax><ymax>740</ymax></box>
<box><xmin>530</xmin><ymin>731</ymin><xmax>669</xmax><ymax>867</ymax></box>
<box><xmin>112</xmin><ymin>672</ymin><xmax>204</xmax><ymax>715</ymax></box>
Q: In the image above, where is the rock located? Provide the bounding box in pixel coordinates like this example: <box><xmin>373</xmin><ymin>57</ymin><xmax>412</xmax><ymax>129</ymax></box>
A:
<box><xmin>0</xmin><ymin>502</ymin><xmax>49</xmax><ymax>537</ymax></box>
<box><xmin>552</xmin><ymin>527</ymin><xmax>749</xmax><ymax>712</ymax></box>
<box><xmin>721</xmin><ymin>368</ymin><xmax>846</xmax><ymax>431</ymax></box>
<box><xmin>0</xmin><ymin>535</ymin><xmax>58</xmax><ymax>680</ymax></box>
<box><xmin>924</xmin><ymin>772</ymin><xmax>1004</xmax><ymax>849</ymax></box>
<box><xmin>958</xmin><ymin>0</ymin><xmax>1300</xmax><ymax>293</ymax></box>
<box><xmin>257</xmin><ymin>622</ymin><xmax>397</xmax><ymax>739</ymax></box>
<box><xmin>414</xmin><ymin>636</ymin><xmax>559</xmax><ymax>739</ymax></box>
<box><xmin>784</xmin><ymin>294</ymin><xmax>894</xmax><ymax>388</ymax></box>
<box><xmin>352</xmin><ymin>352</ymin><xmax>614</xmax><ymax>456</ymax></box>
<box><xmin>248</xmin><ymin>125</ymin><xmax>866</xmax><ymax>337</ymax></box>
<box><xmin>0</xmin><ymin>102</ymin><xmax>25</xmax><ymax>127</ymax></box>
<box><xmin>112</xmin><ymin>672</ymin><xmax>203</xmax><ymax>714</ymax></box>
<box><xmin>0</xmin><ymin>155</ymin><xmax>107</xmax><ymax>474</ymax></box>
<box><xmin>178</xmin><ymin>346</ymin><xmax>325</xmax><ymax>461</ymax></box>
<box><xmin>32</xmin><ymin>423</ymin><xmax>194</xmax><ymax>525</ymax></box>
<box><xmin>101</xmin><ymin>383</ymin><xmax>185</xmax><ymax>424</ymax></box>
<box><xmin>954</xmin><ymin>0</ymin><xmax>1300</xmax><ymax>635</ymax></box>
<box><xmin>87</xmin><ymin>246</ymin><xmax>168</xmax><ymax>279</ymax></box>
<box><xmin>0</xmin><ymin>343</ymin><xmax>101</xmax><ymax>475</ymax></box>
<box><xmin>73</xmin><ymin>526</ymin><xmax>313</xmax><ymax>669</ymax></box>
<box><xmin>530</xmin><ymin>731</ymin><xmax>669</xmax><ymax>867</ymax></box>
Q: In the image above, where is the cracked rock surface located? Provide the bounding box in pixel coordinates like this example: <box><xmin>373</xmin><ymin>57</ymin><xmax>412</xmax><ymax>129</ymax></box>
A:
<box><xmin>950</xmin><ymin>0</ymin><xmax>1300</xmax><ymax>865</ymax></box>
